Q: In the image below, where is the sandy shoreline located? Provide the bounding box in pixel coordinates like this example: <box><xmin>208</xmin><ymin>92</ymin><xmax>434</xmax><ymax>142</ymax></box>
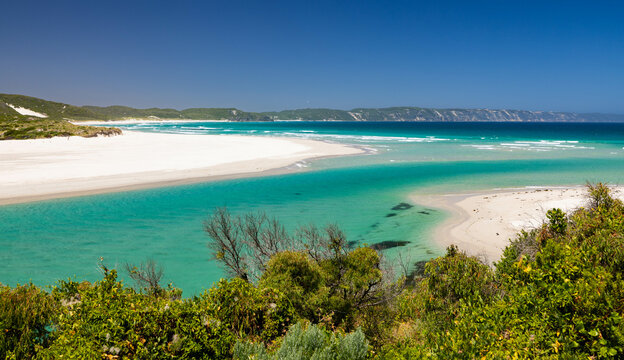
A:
<box><xmin>413</xmin><ymin>186</ymin><xmax>624</xmax><ymax>264</ymax></box>
<box><xmin>0</xmin><ymin>131</ymin><xmax>362</xmax><ymax>205</ymax></box>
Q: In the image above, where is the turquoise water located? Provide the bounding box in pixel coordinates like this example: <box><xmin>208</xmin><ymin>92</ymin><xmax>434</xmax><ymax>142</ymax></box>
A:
<box><xmin>2</xmin><ymin>122</ymin><xmax>623</xmax><ymax>295</ymax></box>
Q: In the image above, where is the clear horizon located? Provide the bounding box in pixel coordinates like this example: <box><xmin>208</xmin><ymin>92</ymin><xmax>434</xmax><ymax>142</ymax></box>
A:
<box><xmin>1</xmin><ymin>0</ymin><xmax>623</xmax><ymax>113</ymax></box>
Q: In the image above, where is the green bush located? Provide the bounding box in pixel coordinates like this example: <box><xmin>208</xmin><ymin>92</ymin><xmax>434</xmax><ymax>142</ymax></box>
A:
<box><xmin>233</xmin><ymin>322</ymin><xmax>369</xmax><ymax>360</ymax></box>
<box><xmin>37</xmin><ymin>268</ymin><xmax>236</xmax><ymax>359</ymax></box>
<box><xmin>0</xmin><ymin>118</ymin><xmax>120</xmax><ymax>140</ymax></box>
<box><xmin>495</xmin><ymin>229</ymin><xmax>539</xmax><ymax>279</ymax></box>
<box><xmin>201</xmin><ymin>278</ymin><xmax>295</xmax><ymax>343</ymax></box>
<box><xmin>546</xmin><ymin>208</ymin><xmax>567</xmax><ymax>236</ymax></box>
<box><xmin>419</xmin><ymin>245</ymin><xmax>496</xmax><ymax>331</ymax></box>
<box><xmin>0</xmin><ymin>284</ymin><xmax>58</xmax><ymax>359</ymax></box>
<box><xmin>260</xmin><ymin>246</ymin><xmax>398</xmax><ymax>341</ymax></box>
<box><xmin>259</xmin><ymin>251</ymin><xmax>324</xmax><ymax>321</ymax></box>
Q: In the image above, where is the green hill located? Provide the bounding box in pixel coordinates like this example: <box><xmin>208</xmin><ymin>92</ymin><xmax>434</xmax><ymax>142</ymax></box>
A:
<box><xmin>2</xmin><ymin>93</ymin><xmax>624</xmax><ymax>122</ymax></box>
<box><xmin>262</xmin><ymin>108</ymin><xmax>354</xmax><ymax>121</ymax></box>
<box><xmin>180</xmin><ymin>108</ymin><xmax>269</xmax><ymax>121</ymax></box>
<box><xmin>83</xmin><ymin>105</ymin><xmax>270</xmax><ymax>121</ymax></box>
<box><xmin>0</xmin><ymin>94</ymin><xmax>119</xmax><ymax>139</ymax></box>
<box><xmin>0</xmin><ymin>95</ymin><xmax>269</xmax><ymax>121</ymax></box>
<box><xmin>0</xmin><ymin>102</ymin><xmax>21</xmax><ymax>120</ymax></box>
<box><xmin>0</xmin><ymin>94</ymin><xmax>105</xmax><ymax>120</ymax></box>
<box><xmin>82</xmin><ymin>105</ymin><xmax>184</xmax><ymax>120</ymax></box>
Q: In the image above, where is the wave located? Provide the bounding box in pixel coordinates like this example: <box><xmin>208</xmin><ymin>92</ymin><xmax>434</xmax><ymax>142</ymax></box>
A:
<box><xmin>463</xmin><ymin>139</ymin><xmax>595</xmax><ymax>152</ymax></box>
<box><xmin>276</xmin><ymin>132</ymin><xmax>453</xmax><ymax>143</ymax></box>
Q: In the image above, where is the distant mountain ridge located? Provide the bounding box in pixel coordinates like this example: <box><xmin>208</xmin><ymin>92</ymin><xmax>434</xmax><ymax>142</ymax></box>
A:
<box><xmin>2</xmin><ymin>93</ymin><xmax>623</xmax><ymax>122</ymax></box>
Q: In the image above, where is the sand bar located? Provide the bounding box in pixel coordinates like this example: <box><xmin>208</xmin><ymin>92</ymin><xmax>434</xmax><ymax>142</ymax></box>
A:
<box><xmin>413</xmin><ymin>186</ymin><xmax>624</xmax><ymax>264</ymax></box>
<box><xmin>0</xmin><ymin>131</ymin><xmax>362</xmax><ymax>205</ymax></box>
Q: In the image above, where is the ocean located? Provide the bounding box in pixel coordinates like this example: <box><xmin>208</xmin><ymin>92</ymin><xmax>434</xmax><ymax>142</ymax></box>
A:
<box><xmin>2</xmin><ymin>121</ymin><xmax>623</xmax><ymax>295</ymax></box>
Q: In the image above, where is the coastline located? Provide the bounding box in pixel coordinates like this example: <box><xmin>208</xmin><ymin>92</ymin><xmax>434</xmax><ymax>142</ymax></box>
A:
<box><xmin>0</xmin><ymin>131</ymin><xmax>363</xmax><ymax>205</ymax></box>
<box><xmin>73</xmin><ymin>119</ymin><xmax>233</xmax><ymax>125</ymax></box>
<box><xmin>413</xmin><ymin>185</ymin><xmax>624</xmax><ymax>264</ymax></box>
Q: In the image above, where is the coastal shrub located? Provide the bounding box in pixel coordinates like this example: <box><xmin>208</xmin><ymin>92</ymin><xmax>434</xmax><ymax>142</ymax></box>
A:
<box><xmin>0</xmin><ymin>284</ymin><xmax>58</xmax><ymax>359</ymax></box>
<box><xmin>233</xmin><ymin>322</ymin><xmax>369</xmax><ymax>360</ymax></box>
<box><xmin>259</xmin><ymin>245</ymin><xmax>400</xmax><ymax>341</ymax></box>
<box><xmin>37</xmin><ymin>267</ymin><xmax>237</xmax><ymax>359</ymax></box>
<box><xmin>124</xmin><ymin>259</ymin><xmax>167</xmax><ymax>297</ymax></box>
<box><xmin>204</xmin><ymin>208</ymin><xmax>393</xmax><ymax>285</ymax></box>
<box><xmin>204</xmin><ymin>208</ymin><xmax>298</xmax><ymax>281</ymax></box>
<box><xmin>319</xmin><ymin>246</ymin><xmax>398</xmax><ymax>335</ymax></box>
<box><xmin>425</xmin><ymin>245</ymin><xmax>496</xmax><ymax>305</ymax></box>
<box><xmin>374</xmin><ymin>247</ymin><xmax>498</xmax><ymax>357</ymax></box>
<box><xmin>206</xmin><ymin>208</ymin><xmax>403</xmax><ymax>337</ymax></box>
<box><xmin>419</xmin><ymin>245</ymin><xmax>496</xmax><ymax>331</ymax></box>
<box><xmin>0</xmin><ymin>118</ymin><xmax>120</xmax><ymax>140</ymax></box>
<box><xmin>495</xmin><ymin>228</ymin><xmax>540</xmax><ymax>279</ymax></box>
<box><xmin>586</xmin><ymin>182</ymin><xmax>618</xmax><ymax>211</ymax></box>
<box><xmin>429</xmin><ymin>243</ymin><xmax>621</xmax><ymax>358</ymax></box>
<box><xmin>200</xmin><ymin>278</ymin><xmax>295</xmax><ymax>343</ymax></box>
<box><xmin>546</xmin><ymin>207</ymin><xmax>567</xmax><ymax>236</ymax></box>
<box><xmin>259</xmin><ymin>251</ymin><xmax>324</xmax><ymax>321</ymax></box>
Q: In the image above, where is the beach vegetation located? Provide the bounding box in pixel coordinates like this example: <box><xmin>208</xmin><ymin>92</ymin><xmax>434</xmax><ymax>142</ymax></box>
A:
<box><xmin>233</xmin><ymin>322</ymin><xmax>369</xmax><ymax>360</ymax></box>
<box><xmin>36</xmin><ymin>267</ymin><xmax>251</xmax><ymax>359</ymax></box>
<box><xmin>0</xmin><ymin>284</ymin><xmax>58</xmax><ymax>359</ymax></box>
<box><xmin>124</xmin><ymin>260</ymin><xmax>167</xmax><ymax>297</ymax></box>
<box><xmin>0</xmin><ymin>117</ymin><xmax>121</xmax><ymax>140</ymax></box>
<box><xmin>546</xmin><ymin>208</ymin><xmax>567</xmax><ymax>235</ymax></box>
<box><xmin>0</xmin><ymin>94</ymin><xmax>121</xmax><ymax>139</ymax></box>
<box><xmin>205</xmin><ymin>208</ymin><xmax>402</xmax><ymax>337</ymax></box>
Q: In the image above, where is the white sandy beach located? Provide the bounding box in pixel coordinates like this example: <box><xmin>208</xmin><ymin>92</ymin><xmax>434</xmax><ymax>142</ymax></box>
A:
<box><xmin>0</xmin><ymin>131</ymin><xmax>362</xmax><ymax>205</ymax></box>
<box><xmin>414</xmin><ymin>186</ymin><xmax>624</xmax><ymax>264</ymax></box>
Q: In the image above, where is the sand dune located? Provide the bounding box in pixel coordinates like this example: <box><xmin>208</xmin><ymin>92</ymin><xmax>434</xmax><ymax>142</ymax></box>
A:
<box><xmin>6</xmin><ymin>103</ymin><xmax>48</xmax><ymax>118</ymax></box>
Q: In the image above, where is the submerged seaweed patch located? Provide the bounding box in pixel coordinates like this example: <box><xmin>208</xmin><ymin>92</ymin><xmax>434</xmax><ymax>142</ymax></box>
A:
<box><xmin>391</xmin><ymin>202</ymin><xmax>414</xmax><ymax>211</ymax></box>
<box><xmin>369</xmin><ymin>240</ymin><xmax>410</xmax><ymax>250</ymax></box>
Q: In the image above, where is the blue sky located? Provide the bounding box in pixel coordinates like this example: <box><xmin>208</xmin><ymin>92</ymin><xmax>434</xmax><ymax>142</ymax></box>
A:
<box><xmin>1</xmin><ymin>0</ymin><xmax>623</xmax><ymax>113</ymax></box>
